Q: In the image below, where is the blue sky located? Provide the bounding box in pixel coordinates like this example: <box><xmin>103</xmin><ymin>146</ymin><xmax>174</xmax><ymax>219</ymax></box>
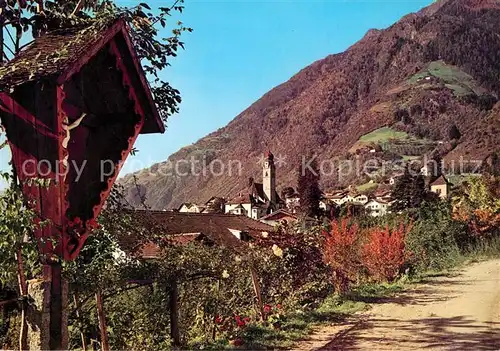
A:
<box><xmin>0</xmin><ymin>0</ymin><xmax>432</xmax><ymax>187</ymax></box>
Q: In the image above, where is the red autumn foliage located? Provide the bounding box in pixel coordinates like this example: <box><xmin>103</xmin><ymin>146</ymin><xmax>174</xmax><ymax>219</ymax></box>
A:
<box><xmin>322</xmin><ymin>217</ymin><xmax>362</xmax><ymax>294</ymax></box>
<box><xmin>362</xmin><ymin>223</ymin><xmax>412</xmax><ymax>282</ymax></box>
<box><xmin>454</xmin><ymin>208</ymin><xmax>500</xmax><ymax>238</ymax></box>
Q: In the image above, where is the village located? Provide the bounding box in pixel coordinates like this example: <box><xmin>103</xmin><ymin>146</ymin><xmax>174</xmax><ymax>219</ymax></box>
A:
<box><xmin>175</xmin><ymin>151</ymin><xmax>453</xmax><ymax>225</ymax></box>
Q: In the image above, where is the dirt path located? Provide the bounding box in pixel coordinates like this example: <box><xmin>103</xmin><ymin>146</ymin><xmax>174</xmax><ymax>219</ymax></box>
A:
<box><xmin>293</xmin><ymin>260</ymin><xmax>500</xmax><ymax>350</ymax></box>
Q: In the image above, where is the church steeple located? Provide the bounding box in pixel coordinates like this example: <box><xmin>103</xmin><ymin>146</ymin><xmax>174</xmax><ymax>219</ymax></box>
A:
<box><xmin>263</xmin><ymin>151</ymin><xmax>276</xmax><ymax>204</ymax></box>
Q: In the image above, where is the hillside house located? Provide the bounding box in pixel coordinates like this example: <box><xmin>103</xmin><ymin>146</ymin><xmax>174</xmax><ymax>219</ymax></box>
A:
<box><xmin>178</xmin><ymin>203</ymin><xmax>206</xmax><ymax>213</ymax></box>
<box><xmin>354</xmin><ymin>194</ymin><xmax>369</xmax><ymax>205</ymax></box>
<box><xmin>365</xmin><ymin>199</ymin><xmax>392</xmax><ymax>217</ymax></box>
<box><xmin>430</xmin><ymin>175</ymin><xmax>450</xmax><ymax>199</ymax></box>
<box><xmin>260</xmin><ymin>209</ymin><xmax>298</xmax><ymax>226</ymax></box>
<box><xmin>324</xmin><ymin>190</ymin><xmax>370</xmax><ymax>206</ymax></box>
<box><xmin>319</xmin><ymin>198</ymin><xmax>333</xmax><ymax>212</ymax></box>
<box><xmin>179</xmin><ymin>197</ymin><xmax>226</xmax><ymax>214</ymax></box>
<box><xmin>284</xmin><ymin>192</ymin><xmax>300</xmax><ymax>212</ymax></box>
<box><xmin>342</xmin><ymin>192</ymin><xmax>369</xmax><ymax>205</ymax></box>
<box><xmin>329</xmin><ymin>191</ymin><xmax>349</xmax><ymax>205</ymax></box>
<box><xmin>225</xmin><ymin>152</ymin><xmax>283</xmax><ymax>219</ymax></box>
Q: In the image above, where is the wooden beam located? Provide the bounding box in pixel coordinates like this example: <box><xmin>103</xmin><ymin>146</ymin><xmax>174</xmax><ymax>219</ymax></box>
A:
<box><xmin>250</xmin><ymin>266</ymin><xmax>265</xmax><ymax>321</ymax></box>
<box><xmin>95</xmin><ymin>290</ymin><xmax>110</xmax><ymax>351</ymax></box>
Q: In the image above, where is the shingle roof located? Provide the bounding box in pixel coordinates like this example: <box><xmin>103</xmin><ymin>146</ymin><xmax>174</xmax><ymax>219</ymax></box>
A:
<box><xmin>0</xmin><ymin>17</ymin><xmax>163</xmax><ymax>134</ymax></box>
<box><xmin>0</xmin><ymin>19</ymin><xmax>120</xmax><ymax>89</ymax></box>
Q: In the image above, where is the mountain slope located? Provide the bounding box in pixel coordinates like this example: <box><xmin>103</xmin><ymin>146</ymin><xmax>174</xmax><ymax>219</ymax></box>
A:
<box><xmin>122</xmin><ymin>0</ymin><xmax>500</xmax><ymax>209</ymax></box>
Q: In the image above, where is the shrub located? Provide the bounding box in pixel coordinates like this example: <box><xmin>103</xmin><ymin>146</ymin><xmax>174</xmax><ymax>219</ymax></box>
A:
<box><xmin>407</xmin><ymin>202</ymin><xmax>467</xmax><ymax>271</ymax></box>
<box><xmin>256</xmin><ymin>223</ymin><xmax>331</xmax><ymax>307</ymax></box>
<box><xmin>452</xmin><ymin>176</ymin><xmax>500</xmax><ymax>239</ymax></box>
<box><xmin>362</xmin><ymin>223</ymin><xmax>410</xmax><ymax>282</ymax></box>
<box><xmin>322</xmin><ymin>218</ymin><xmax>362</xmax><ymax>294</ymax></box>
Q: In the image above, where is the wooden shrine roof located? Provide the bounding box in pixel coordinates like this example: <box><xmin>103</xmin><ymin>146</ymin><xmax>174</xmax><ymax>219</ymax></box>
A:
<box><xmin>0</xmin><ymin>20</ymin><xmax>114</xmax><ymax>89</ymax></box>
<box><xmin>0</xmin><ymin>18</ymin><xmax>163</xmax><ymax>134</ymax></box>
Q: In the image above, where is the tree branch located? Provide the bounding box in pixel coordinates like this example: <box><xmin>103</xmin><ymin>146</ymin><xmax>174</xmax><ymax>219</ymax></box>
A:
<box><xmin>3</xmin><ymin>42</ymin><xmax>15</xmax><ymax>56</ymax></box>
<box><xmin>71</xmin><ymin>0</ymin><xmax>85</xmax><ymax>17</ymax></box>
<box><xmin>69</xmin><ymin>282</ymin><xmax>153</xmax><ymax>319</ymax></box>
<box><xmin>5</xmin><ymin>26</ymin><xmax>16</xmax><ymax>48</ymax></box>
<box><xmin>150</xmin><ymin>0</ymin><xmax>182</xmax><ymax>26</ymax></box>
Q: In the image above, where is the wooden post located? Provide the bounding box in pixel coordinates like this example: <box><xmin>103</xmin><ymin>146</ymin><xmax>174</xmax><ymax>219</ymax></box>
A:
<box><xmin>95</xmin><ymin>290</ymin><xmax>109</xmax><ymax>351</ymax></box>
<box><xmin>169</xmin><ymin>280</ymin><xmax>181</xmax><ymax>347</ymax></box>
<box><xmin>250</xmin><ymin>266</ymin><xmax>265</xmax><ymax>321</ymax></box>
<box><xmin>16</xmin><ymin>247</ymin><xmax>28</xmax><ymax>351</ymax></box>
<box><xmin>211</xmin><ymin>279</ymin><xmax>220</xmax><ymax>341</ymax></box>
<box><xmin>49</xmin><ymin>263</ymin><xmax>64</xmax><ymax>350</ymax></box>
<box><xmin>73</xmin><ymin>292</ymin><xmax>87</xmax><ymax>351</ymax></box>
<box><xmin>0</xmin><ymin>0</ymin><xmax>4</xmax><ymax>63</ymax></box>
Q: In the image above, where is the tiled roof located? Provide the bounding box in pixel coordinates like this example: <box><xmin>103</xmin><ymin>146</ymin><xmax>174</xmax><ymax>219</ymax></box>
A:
<box><xmin>120</xmin><ymin>210</ymin><xmax>274</xmax><ymax>258</ymax></box>
<box><xmin>367</xmin><ymin>198</ymin><xmax>392</xmax><ymax>205</ymax></box>
<box><xmin>431</xmin><ymin>175</ymin><xmax>449</xmax><ymax>186</ymax></box>
<box><xmin>326</xmin><ymin>191</ymin><xmax>348</xmax><ymax>199</ymax></box>
<box><xmin>227</xmin><ymin>193</ymin><xmax>254</xmax><ymax>205</ymax></box>
<box><xmin>260</xmin><ymin>209</ymin><xmax>298</xmax><ymax>221</ymax></box>
<box><xmin>138</xmin><ymin>233</ymin><xmax>203</xmax><ymax>258</ymax></box>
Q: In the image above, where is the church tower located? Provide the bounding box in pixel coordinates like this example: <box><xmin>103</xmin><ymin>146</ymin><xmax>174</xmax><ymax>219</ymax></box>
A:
<box><xmin>263</xmin><ymin>151</ymin><xmax>276</xmax><ymax>204</ymax></box>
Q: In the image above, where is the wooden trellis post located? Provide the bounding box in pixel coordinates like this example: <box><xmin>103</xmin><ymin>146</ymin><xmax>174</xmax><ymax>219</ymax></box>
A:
<box><xmin>73</xmin><ymin>292</ymin><xmax>87</xmax><ymax>351</ymax></box>
<box><xmin>250</xmin><ymin>266</ymin><xmax>265</xmax><ymax>321</ymax></box>
<box><xmin>169</xmin><ymin>279</ymin><xmax>181</xmax><ymax>347</ymax></box>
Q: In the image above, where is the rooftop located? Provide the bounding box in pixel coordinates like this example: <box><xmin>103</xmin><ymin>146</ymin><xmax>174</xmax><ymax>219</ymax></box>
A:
<box><xmin>120</xmin><ymin>210</ymin><xmax>275</xmax><ymax>258</ymax></box>
<box><xmin>431</xmin><ymin>175</ymin><xmax>450</xmax><ymax>186</ymax></box>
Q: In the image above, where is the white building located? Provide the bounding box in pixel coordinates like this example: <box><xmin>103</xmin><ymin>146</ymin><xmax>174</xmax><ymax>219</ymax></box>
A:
<box><xmin>284</xmin><ymin>193</ymin><xmax>300</xmax><ymax>212</ymax></box>
<box><xmin>354</xmin><ymin>194</ymin><xmax>369</xmax><ymax>205</ymax></box>
<box><xmin>329</xmin><ymin>191</ymin><xmax>348</xmax><ymax>206</ymax></box>
<box><xmin>225</xmin><ymin>152</ymin><xmax>283</xmax><ymax>219</ymax></box>
<box><xmin>324</xmin><ymin>190</ymin><xmax>369</xmax><ymax>206</ymax></box>
<box><xmin>365</xmin><ymin>199</ymin><xmax>392</xmax><ymax>217</ymax></box>
<box><xmin>389</xmin><ymin>174</ymin><xmax>403</xmax><ymax>185</ymax></box>
<box><xmin>178</xmin><ymin>203</ymin><xmax>206</xmax><ymax>213</ymax></box>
